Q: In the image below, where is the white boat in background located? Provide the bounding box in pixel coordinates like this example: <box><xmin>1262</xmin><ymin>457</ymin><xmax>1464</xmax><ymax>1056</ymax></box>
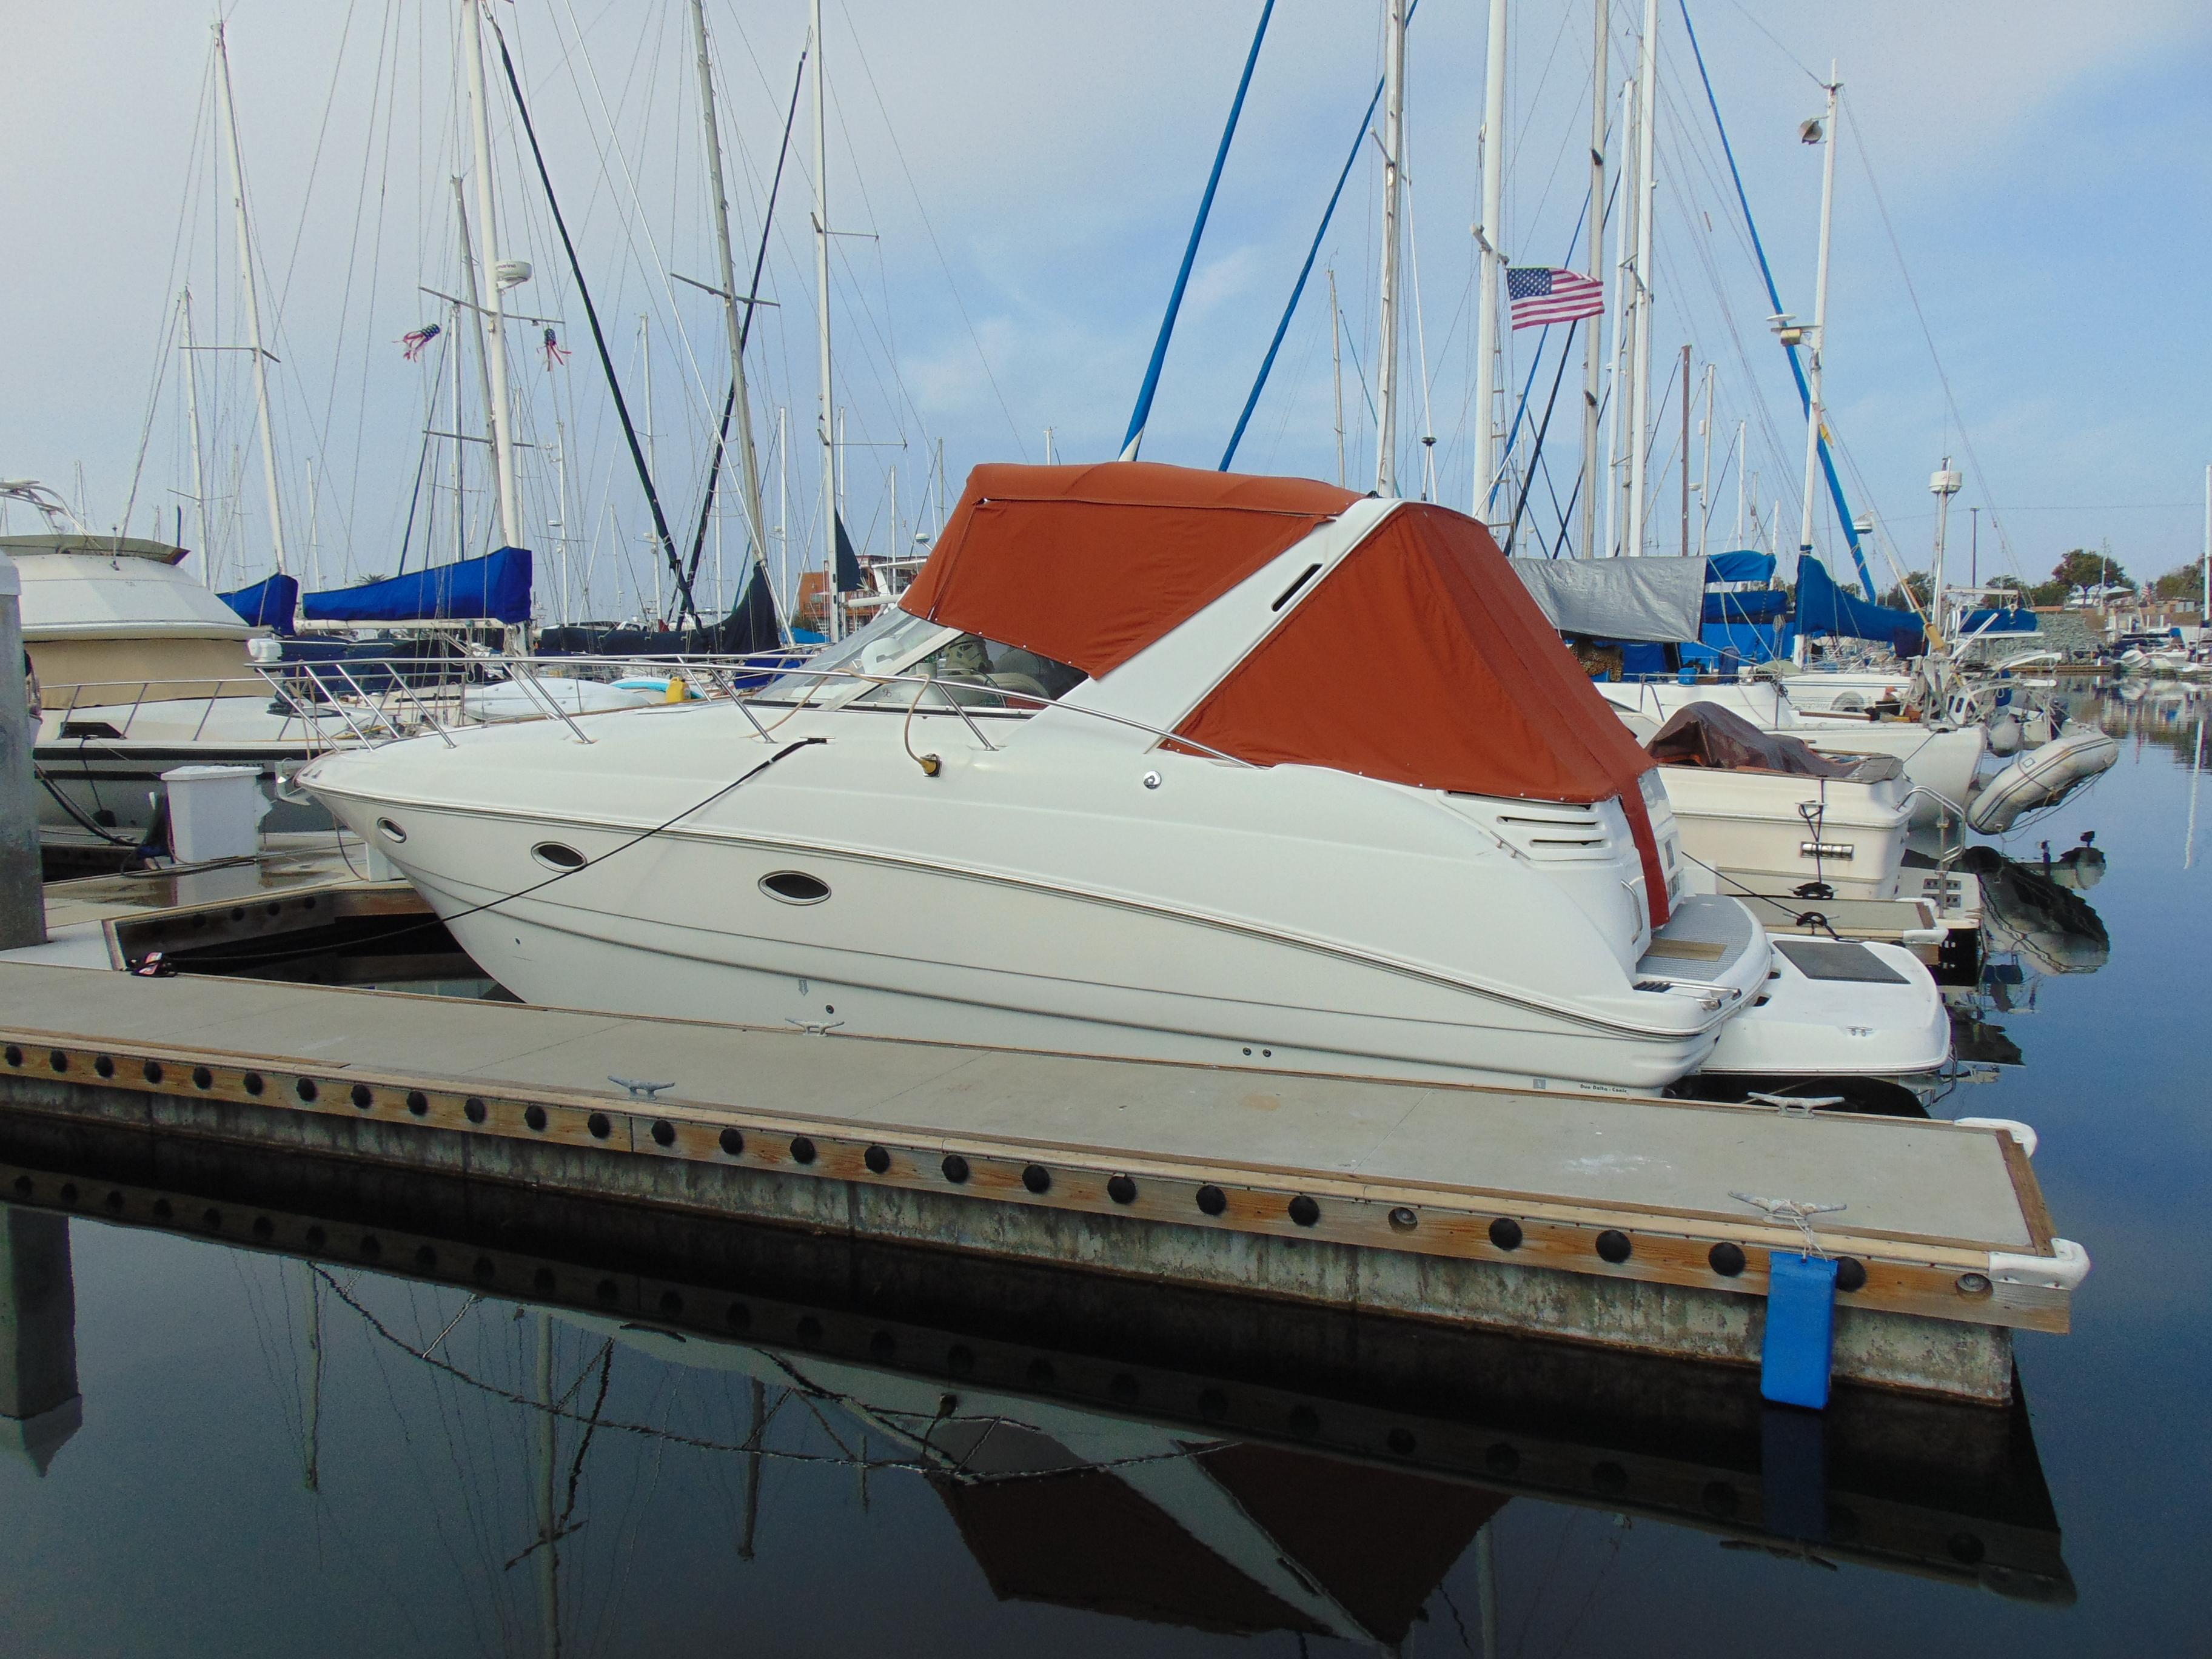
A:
<box><xmin>9</xmin><ymin>520</ymin><xmax>264</xmax><ymax>697</ymax></box>
<box><xmin>1620</xmin><ymin>702</ymin><xmax>1912</xmax><ymax>903</ymax></box>
<box><xmin>306</xmin><ymin>463</ymin><xmax>1951</xmax><ymax>1096</ymax></box>
<box><xmin>2</xmin><ymin>502</ymin><xmax>332</xmax><ymax>852</ymax></box>
<box><xmin>1596</xmin><ymin>677</ymin><xmax>1985</xmax><ymax>826</ymax></box>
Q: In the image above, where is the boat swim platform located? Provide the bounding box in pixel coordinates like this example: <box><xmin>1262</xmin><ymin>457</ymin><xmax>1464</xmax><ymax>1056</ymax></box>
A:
<box><xmin>0</xmin><ymin>961</ymin><xmax>2080</xmax><ymax>1406</ymax></box>
<box><xmin>0</xmin><ymin>1117</ymin><xmax>2073</xmax><ymax>1600</ymax></box>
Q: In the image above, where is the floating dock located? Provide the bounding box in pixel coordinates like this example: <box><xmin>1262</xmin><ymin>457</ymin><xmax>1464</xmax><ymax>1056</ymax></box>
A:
<box><xmin>0</xmin><ymin>951</ymin><xmax>2081</xmax><ymax>1406</ymax></box>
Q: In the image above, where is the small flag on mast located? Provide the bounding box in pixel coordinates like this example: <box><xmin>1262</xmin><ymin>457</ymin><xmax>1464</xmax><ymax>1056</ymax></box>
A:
<box><xmin>1507</xmin><ymin>267</ymin><xmax>1603</xmax><ymax>330</ymax></box>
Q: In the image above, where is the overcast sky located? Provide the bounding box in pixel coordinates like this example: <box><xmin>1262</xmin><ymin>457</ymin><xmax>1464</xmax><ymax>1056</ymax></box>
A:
<box><xmin>2</xmin><ymin>0</ymin><xmax>2206</xmax><ymax>618</ymax></box>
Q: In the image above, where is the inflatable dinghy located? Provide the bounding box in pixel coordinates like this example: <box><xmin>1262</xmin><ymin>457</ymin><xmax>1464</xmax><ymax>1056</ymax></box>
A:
<box><xmin>1967</xmin><ymin>725</ymin><xmax>2119</xmax><ymax>834</ymax></box>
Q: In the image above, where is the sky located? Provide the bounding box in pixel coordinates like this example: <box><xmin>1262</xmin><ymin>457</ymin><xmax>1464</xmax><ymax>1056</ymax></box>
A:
<box><xmin>1</xmin><ymin>0</ymin><xmax>2206</xmax><ymax>622</ymax></box>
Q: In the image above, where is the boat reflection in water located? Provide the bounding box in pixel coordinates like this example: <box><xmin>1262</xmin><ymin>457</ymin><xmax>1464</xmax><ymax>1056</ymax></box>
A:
<box><xmin>1946</xmin><ymin>846</ymin><xmax>2112</xmax><ymax>1070</ymax></box>
<box><xmin>0</xmin><ymin>1118</ymin><xmax>2074</xmax><ymax>1649</ymax></box>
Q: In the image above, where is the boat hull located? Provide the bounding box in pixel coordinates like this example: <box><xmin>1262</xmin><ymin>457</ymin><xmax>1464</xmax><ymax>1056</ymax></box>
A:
<box><xmin>303</xmin><ymin>697</ymin><xmax>1742</xmax><ymax>1095</ymax></box>
<box><xmin>340</xmin><ymin>800</ymin><xmax>1721</xmax><ymax>1094</ymax></box>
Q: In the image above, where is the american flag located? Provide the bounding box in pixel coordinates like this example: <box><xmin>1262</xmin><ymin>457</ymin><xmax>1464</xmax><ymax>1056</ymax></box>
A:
<box><xmin>1507</xmin><ymin>266</ymin><xmax>1604</xmax><ymax>330</ymax></box>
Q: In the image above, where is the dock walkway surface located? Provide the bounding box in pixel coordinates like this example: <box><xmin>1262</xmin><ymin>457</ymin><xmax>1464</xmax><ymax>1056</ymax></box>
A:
<box><xmin>0</xmin><ymin>960</ymin><xmax>2077</xmax><ymax>1404</ymax></box>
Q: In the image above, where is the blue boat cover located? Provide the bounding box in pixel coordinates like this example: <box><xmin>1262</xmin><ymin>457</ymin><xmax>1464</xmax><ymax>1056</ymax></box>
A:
<box><xmin>1706</xmin><ymin>549</ymin><xmax>1775</xmax><ymax>585</ymax></box>
<box><xmin>301</xmin><ymin>546</ymin><xmax>532</xmax><ymax>625</ymax></box>
<box><xmin>1703</xmin><ymin>589</ymin><xmax>1789</xmax><ymax>625</ymax></box>
<box><xmin>1702</xmin><ymin>620</ymin><xmax>1792</xmax><ymax>662</ymax></box>
<box><xmin>1795</xmin><ymin>555</ymin><xmax>1926</xmax><ymax>657</ymax></box>
<box><xmin>219</xmin><ymin>573</ymin><xmax>299</xmax><ymax>634</ymax></box>
<box><xmin>1959</xmin><ymin>608</ymin><xmax>2039</xmax><ymax>636</ymax></box>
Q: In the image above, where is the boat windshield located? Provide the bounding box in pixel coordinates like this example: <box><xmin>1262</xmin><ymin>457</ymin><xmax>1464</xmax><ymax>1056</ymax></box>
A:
<box><xmin>852</xmin><ymin>632</ymin><xmax>1086</xmax><ymax>714</ymax></box>
<box><xmin>754</xmin><ymin>607</ymin><xmax>950</xmax><ymax>705</ymax></box>
<box><xmin>754</xmin><ymin>607</ymin><xmax>1087</xmax><ymax>714</ymax></box>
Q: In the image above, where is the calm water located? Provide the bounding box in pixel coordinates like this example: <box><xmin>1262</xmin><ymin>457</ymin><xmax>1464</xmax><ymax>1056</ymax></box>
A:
<box><xmin>0</xmin><ymin>683</ymin><xmax>2204</xmax><ymax>1655</ymax></box>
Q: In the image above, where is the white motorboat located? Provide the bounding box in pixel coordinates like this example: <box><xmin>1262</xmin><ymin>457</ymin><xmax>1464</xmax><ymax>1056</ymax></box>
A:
<box><xmin>9</xmin><ymin>525</ymin><xmax>265</xmax><ymax>695</ymax></box>
<box><xmin>1621</xmin><ymin>702</ymin><xmax>1912</xmax><ymax>903</ymax></box>
<box><xmin>6</xmin><ymin>523</ymin><xmax>331</xmax><ymax>849</ymax></box>
<box><xmin>304</xmin><ymin>464</ymin><xmax>1950</xmax><ymax>1095</ymax></box>
<box><xmin>1596</xmin><ymin>677</ymin><xmax>1985</xmax><ymax>827</ymax></box>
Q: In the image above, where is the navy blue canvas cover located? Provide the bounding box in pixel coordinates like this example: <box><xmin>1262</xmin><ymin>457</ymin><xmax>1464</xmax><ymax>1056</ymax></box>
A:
<box><xmin>219</xmin><ymin>573</ymin><xmax>300</xmax><ymax>633</ymax></box>
<box><xmin>301</xmin><ymin>546</ymin><xmax>532</xmax><ymax>625</ymax></box>
<box><xmin>1795</xmin><ymin>555</ymin><xmax>1925</xmax><ymax>656</ymax></box>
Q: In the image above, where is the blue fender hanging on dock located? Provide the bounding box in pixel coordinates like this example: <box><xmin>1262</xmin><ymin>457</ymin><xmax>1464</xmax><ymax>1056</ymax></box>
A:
<box><xmin>1761</xmin><ymin>1251</ymin><xmax>1840</xmax><ymax>1410</ymax></box>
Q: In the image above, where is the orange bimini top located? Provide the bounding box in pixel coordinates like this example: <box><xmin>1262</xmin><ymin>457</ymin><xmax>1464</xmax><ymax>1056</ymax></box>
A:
<box><xmin>897</xmin><ymin>461</ymin><xmax>1361</xmax><ymax>677</ymax></box>
<box><xmin>1175</xmin><ymin>502</ymin><xmax>1670</xmax><ymax>925</ymax></box>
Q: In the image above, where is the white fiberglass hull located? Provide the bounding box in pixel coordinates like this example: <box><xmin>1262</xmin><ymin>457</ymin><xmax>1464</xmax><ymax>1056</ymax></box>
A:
<box><xmin>1701</xmin><ymin>938</ymin><xmax>1950</xmax><ymax>1083</ymax></box>
<box><xmin>1656</xmin><ymin>765</ymin><xmax>1911</xmax><ymax>902</ymax></box>
<box><xmin>34</xmin><ymin>694</ymin><xmax>342</xmax><ymax>841</ymax></box>
<box><xmin>1790</xmin><ymin>721</ymin><xmax>1984</xmax><ymax>825</ymax></box>
<box><xmin>304</xmin><ymin>703</ymin><xmax>1747</xmax><ymax>1095</ymax></box>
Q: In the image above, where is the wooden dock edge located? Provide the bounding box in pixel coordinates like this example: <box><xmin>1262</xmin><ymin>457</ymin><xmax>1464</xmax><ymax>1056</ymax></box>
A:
<box><xmin>0</xmin><ymin>1024</ymin><xmax>2043</xmax><ymax>1405</ymax></box>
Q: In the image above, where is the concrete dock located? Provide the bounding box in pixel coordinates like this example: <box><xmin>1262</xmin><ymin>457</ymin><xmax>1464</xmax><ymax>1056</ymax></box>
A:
<box><xmin>0</xmin><ymin>957</ymin><xmax>2079</xmax><ymax>1405</ymax></box>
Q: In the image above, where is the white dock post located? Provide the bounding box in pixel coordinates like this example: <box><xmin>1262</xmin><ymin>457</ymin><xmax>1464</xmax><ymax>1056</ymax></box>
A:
<box><xmin>0</xmin><ymin>552</ymin><xmax>49</xmax><ymax>950</ymax></box>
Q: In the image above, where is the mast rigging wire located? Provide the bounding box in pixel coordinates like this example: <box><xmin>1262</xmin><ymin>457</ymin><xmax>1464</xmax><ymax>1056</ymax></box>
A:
<box><xmin>1219</xmin><ymin>15</ymin><xmax>1399</xmax><ymax>471</ymax></box>
<box><xmin>485</xmin><ymin>8</ymin><xmax>703</xmax><ymax>626</ymax></box>
<box><xmin>1119</xmin><ymin>0</ymin><xmax>1276</xmax><ymax>463</ymax></box>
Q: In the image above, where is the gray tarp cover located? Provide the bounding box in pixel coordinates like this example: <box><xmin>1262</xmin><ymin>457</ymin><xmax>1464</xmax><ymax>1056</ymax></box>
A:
<box><xmin>1507</xmin><ymin>557</ymin><xmax>1705</xmax><ymax>643</ymax></box>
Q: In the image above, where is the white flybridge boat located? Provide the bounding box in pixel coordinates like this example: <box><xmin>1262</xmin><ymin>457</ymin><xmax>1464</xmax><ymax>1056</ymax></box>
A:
<box><xmin>304</xmin><ymin>464</ymin><xmax>1947</xmax><ymax>1095</ymax></box>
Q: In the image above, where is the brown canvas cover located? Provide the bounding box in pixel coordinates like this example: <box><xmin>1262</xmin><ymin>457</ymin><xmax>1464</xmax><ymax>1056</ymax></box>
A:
<box><xmin>1174</xmin><ymin>503</ymin><xmax>1671</xmax><ymax>924</ymax></box>
<box><xmin>897</xmin><ymin>461</ymin><xmax>1359</xmax><ymax>677</ymax></box>
<box><xmin>1646</xmin><ymin>700</ymin><xmax>1858</xmax><ymax>777</ymax></box>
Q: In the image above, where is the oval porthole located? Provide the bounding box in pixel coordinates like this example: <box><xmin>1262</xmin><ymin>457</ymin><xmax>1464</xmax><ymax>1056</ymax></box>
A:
<box><xmin>376</xmin><ymin>817</ymin><xmax>407</xmax><ymax>843</ymax></box>
<box><xmin>760</xmin><ymin>871</ymin><xmax>830</xmax><ymax>905</ymax></box>
<box><xmin>532</xmin><ymin>842</ymin><xmax>588</xmax><ymax>872</ymax></box>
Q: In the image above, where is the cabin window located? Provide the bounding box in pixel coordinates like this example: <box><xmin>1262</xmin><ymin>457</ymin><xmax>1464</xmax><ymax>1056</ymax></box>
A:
<box><xmin>853</xmin><ymin>633</ymin><xmax>1086</xmax><ymax>714</ymax></box>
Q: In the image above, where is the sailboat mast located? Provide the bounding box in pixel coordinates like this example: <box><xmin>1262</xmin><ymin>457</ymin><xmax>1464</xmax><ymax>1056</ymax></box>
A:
<box><xmin>178</xmin><ymin>289</ymin><xmax>213</xmax><ymax>580</ymax></box>
<box><xmin>812</xmin><ymin>0</ymin><xmax>839</xmax><ymax>639</ymax></box>
<box><xmin>1373</xmin><ymin>0</ymin><xmax>1408</xmax><ymax>497</ymax></box>
<box><xmin>213</xmin><ymin>22</ymin><xmax>288</xmax><ymax>575</ymax></box>
<box><xmin>460</xmin><ymin>0</ymin><xmax>521</xmax><ymax>551</ymax></box>
<box><xmin>1328</xmin><ymin>266</ymin><xmax>1347</xmax><ymax>488</ymax></box>
<box><xmin>452</xmin><ymin>178</ymin><xmax>497</xmax><ymax>558</ymax></box>
<box><xmin>1736</xmin><ymin>421</ymin><xmax>1747</xmax><ymax>545</ymax></box>
<box><xmin>449</xmin><ymin>298</ymin><xmax>467</xmax><ymax>563</ymax></box>
<box><xmin>1580</xmin><ymin>0</ymin><xmax>1608</xmax><ymax>560</ymax></box>
<box><xmin>1697</xmin><ymin>360</ymin><xmax>1714</xmax><ymax>558</ymax></box>
<box><xmin>1797</xmin><ymin>71</ymin><xmax>1840</xmax><ymax>565</ymax></box>
<box><xmin>1678</xmin><ymin>344</ymin><xmax>1691</xmax><ymax>558</ymax></box>
<box><xmin>688</xmin><ymin>0</ymin><xmax>774</xmax><ymax>603</ymax></box>
<box><xmin>1625</xmin><ymin>0</ymin><xmax>1658</xmax><ymax>556</ymax></box>
<box><xmin>1471</xmin><ymin>0</ymin><xmax>1507</xmax><ymax>529</ymax></box>
<box><xmin>1603</xmin><ymin>76</ymin><xmax>1635</xmax><ymax>558</ymax></box>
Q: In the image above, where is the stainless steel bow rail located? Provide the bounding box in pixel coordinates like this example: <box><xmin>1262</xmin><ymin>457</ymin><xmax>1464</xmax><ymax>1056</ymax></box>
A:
<box><xmin>244</xmin><ymin>650</ymin><xmax>1267</xmax><ymax>768</ymax></box>
<box><xmin>0</xmin><ymin>959</ymin><xmax>2085</xmax><ymax>1407</ymax></box>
